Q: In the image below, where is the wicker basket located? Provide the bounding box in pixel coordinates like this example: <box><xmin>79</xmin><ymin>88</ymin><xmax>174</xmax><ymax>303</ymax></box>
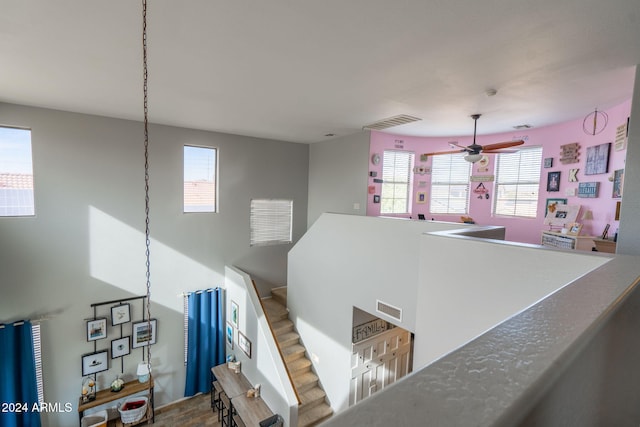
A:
<box><xmin>118</xmin><ymin>396</ymin><xmax>148</xmax><ymax>424</ymax></box>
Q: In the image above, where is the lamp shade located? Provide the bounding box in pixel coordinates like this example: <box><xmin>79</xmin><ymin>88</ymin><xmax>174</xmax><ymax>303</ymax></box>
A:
<box><xmin>137</xmin><ymin>362</ymin><xmax>151</xmax><ymax>383</ymax></box>
<box><xmin>465</xmin><ymin>153</ymin><xmax>483</xmax><ymax>163</ymax></box>
<box><xmin>582</xmin><ymin>210</ymin><xmax>594</xmax><ymax>220</ymax></box>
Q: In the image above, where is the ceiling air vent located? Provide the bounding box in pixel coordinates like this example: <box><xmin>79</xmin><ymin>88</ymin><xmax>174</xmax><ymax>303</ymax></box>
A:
<box><xmin>513</xmin><ymin>124</ymin><xmax>533</xmax><ymax>130</ymax></box>
<box><xmin>363</xmin><ymin>114</ymin><xmax>422</xmax><ymax>131</ymax></box>
<box><xmin>376</xmin><ymin>300</ymin><xmax>403</xmax><ymax>321</ymax></box>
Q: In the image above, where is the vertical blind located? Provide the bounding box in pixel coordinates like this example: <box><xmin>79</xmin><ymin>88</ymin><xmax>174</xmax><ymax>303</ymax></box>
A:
<box><xmin>494</xmin><ymin>146</ymin><xmax>543</xmax><ymax>217</ymax></box>
<box><xmin>250</xmin><ymin>199</ymin><xmax>293</xmax><ymax>246</ymax></box>
<box><xmin>32</xmin><ymin>323</ymin><xmax>44</xmax><ymax>404</ymax></box>
<box><xmin>430</xmin><ymin>153</ymin><xmax>471</xmax><ymax>214</ymax></box>
<box><xmin>380</xmin><ymin>150</ymin><xmax>414</xmax><ymax>214</ymax></box>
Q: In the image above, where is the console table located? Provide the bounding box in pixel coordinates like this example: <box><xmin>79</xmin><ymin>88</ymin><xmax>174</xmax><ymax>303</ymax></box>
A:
<box><xmin>211</xmin><ymin>364</ymin><xmax>274</xmax><ymax>426</ymax></box>
<box><xmin>77</xmin><ymin>378</ymin><xmax>154</xmax><ymax>426</ymax></box>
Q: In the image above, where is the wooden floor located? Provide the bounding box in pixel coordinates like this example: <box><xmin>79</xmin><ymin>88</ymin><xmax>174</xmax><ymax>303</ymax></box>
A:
<box><xmin>144</xmin><ymin>393</ymin><xmax>220</xmax><ymax>427</ymax></box>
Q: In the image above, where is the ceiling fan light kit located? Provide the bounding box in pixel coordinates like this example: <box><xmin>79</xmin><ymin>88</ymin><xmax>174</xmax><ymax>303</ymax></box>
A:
<box><xmin>422</xmin><ymin>114</ymin><xmax>525</xmax><ymax>163</ymax></box>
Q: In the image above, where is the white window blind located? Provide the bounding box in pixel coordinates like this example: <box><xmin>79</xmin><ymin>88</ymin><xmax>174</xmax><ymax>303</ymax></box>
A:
<box><xmin>250</xmin><ymin>199</ymin><xmax>293</xmax><ymax>246</ymax></box>
<box><xmin>380</xmin><ymin>150</ymin><xmax>414</xmax><ymax>214</ymax></box>
<box><xmin>183</xmin><ymin>295</ymin><xmax>188</xmax><ymax>365</ymax></box>
<box><xmin>430</xmin><ymin>153</ymin><xmax>471</xmax><ymax>214</ymax></box>
<box><xmin>32</xmin><ymin>323</ymin><xmax>44</xmax><ymax>404</ymax></box>
<box><xmin>0</xmin><ymin>126</ymin><xmax>35</xmax><ymax>216</ymax></box>
<box><xmin>494</xmin><ymin>146</ymin><xmax>543</xmax><ymax>218</ymax></box>
<box><xmin>184</xmin><ymin>145</ymin><xmax>217</xmax><ymax>213</ymax></box>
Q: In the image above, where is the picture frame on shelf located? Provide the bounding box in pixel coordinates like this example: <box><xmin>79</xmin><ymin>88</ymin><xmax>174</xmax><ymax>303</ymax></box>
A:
<box><xmin>226</xmin><ymin>322</ymin><xmax>234</xmax><ymax>349</ymax></box>
<box><xmin>547</xmin><ymin>171</ymin><xmax>561</xmax><ymax>192</ymax></box>
<box><xmin>585</xmin><ymin>143</ymin><xmax>611</xmax><ymax>175</ymax></box>
<box><xmin>567</xmin><ymin>223</ymin><xmax>583</xmax><ymax>236</ymax></box>
<box><xmin>416</xmin><ymin>192</ymin><xmax>426</xmax><ymax>204</ymax></box>
<box><xmin>86</xmin><ymin>318</ymin><xmax>108</xmax><ymax>342</ymax></box>
<box><xmin>111</xmin><ymin>336</ymin><xmax>131</xmax><ymax>359</ymax></box>
<box><xmin>132</xmin><ymin>319</ymin><xmax>157</xmax><ymax>348</ymax></box>
<box><xmin>238</xmin><ymin>331</ymin><xmax>252</xmax><ymax>358</ymax></box>
<box><xmin>81</xmin><ymin>350</ymin><xmax>109</xmax><ymax>376</ymax></box>
<box><xmin>111</xmin><ymin>303</ymin><xmax>131</xmax><ymax>326</ymax></box>
<box><xmin>231</xmin><ymin>300</ymin><xmax>239</xmax><ymax>329</ymax></box>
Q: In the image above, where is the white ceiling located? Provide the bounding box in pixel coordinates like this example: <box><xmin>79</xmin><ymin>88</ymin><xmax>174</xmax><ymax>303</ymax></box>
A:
<box><xmin>2</xmin><ymin>1</ymin><xmax>640</xmax><ymax>143</ymax></box>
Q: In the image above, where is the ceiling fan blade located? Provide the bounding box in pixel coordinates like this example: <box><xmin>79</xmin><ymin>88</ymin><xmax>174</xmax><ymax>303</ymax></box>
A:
<box><xmin>422</xmin><ymin>149</ymin><xmax>466</xmax><ymax>156</ymax></box>
<box><xmin>483</xmin><ymin>149</ymin><xmax>518</xmax><ymax>154</ymax></box>
<box><xmin>481</xmin><ymin>140</ymin><xmax>525</xmax><ymax>151</ymax></box>
<box><xmin>449</xmin><ymin>142</ymin><xmax>470</xmax><ymax>151</ymax></box>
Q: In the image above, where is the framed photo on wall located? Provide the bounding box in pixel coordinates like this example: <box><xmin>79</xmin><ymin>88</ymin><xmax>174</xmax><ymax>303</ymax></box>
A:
<box><xmin>132</xmin><ymin>319</ymin><xmax>157</xmax><ymax>348</ymax></box>
<box><xmin>111</xmin><ymin>336</ymin><xmax>131</xmax><ymax>358</ymax></box>
<box><xmin>547</xmin><ymin>171</ymin><xmax>561</xmax><ymax>192</ymax></box>
<box><xmin>81</xmin><ymin>350</ymin><xmax>109</xmax><ymax>376</ymax></box>
<box><xmin>585</xmin><ymin>143</ymin><xmax>611</xmax><ymax>175</ymax></box>
<box><xmin>86</xmin><ymin>318</ymin><xmax>108</xmax><ymax>342</ymax></box>
<box><xmin>545</xmin><ymin>198</ymin><xmax>567</xmax><ymax>216</ymax></box>
<box><xmin>231</xmin><ymin>300</ymin><xmax>239</xmax><ymax>329</ymax></box>
<box><xmin>238</xmin><ymin>331</ymin><xmax>252</xmax><ymax>358</ymax></box>
<box><xmin>226</xmin><ymin>322</ymin><xmax>234</xmax><ymax>349</ymax></box>
<box><xmin>111</xmin><ymin>303</ymin><xmax>131</xmax><ymax>326</ymax></box>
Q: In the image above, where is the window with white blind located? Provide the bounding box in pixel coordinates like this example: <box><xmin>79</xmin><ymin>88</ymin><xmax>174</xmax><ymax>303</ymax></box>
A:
<box><xmin>494</xmin><ymin>146</ymin><xmax>543</xmax><ymax>218</ymax></box>
<box><xmin>250</xmin><ymin>199</ymin><xmax>293</xmax><ymax>246</ymax></box>
<box><xmin>32</xmin><ymin>323</ymin><xmax>44</xmax><ymax>404</ymax></box>
<box><xmin>430</xmin><ymin>153</ymin><xmax>471</xmax><ymax>214</ymax></box>
<box><xmin>380</xmin><ymin>150</ymin><xmax>414</xmax><ymax>214</ymax></box>
<box><xmin>0</xmin><ymin>126</ymin><xmax>35</xmax><ymax>217</ymax></box>
<box><xmin>184</xmin><ymin>145</ymin><xmax>217</xmax><ymax>213</ymax></box>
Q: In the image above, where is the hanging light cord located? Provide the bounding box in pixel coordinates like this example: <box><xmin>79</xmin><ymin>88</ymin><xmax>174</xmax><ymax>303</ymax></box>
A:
<box><xmin>142</xmin><ymin>0</ymin><xmax>152</xmax><ymax>397</ymax></box>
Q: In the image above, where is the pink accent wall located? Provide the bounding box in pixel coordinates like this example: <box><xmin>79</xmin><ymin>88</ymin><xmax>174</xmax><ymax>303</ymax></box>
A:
<box><xmin>367</xmin><ymin>100</ymin><xmax>630</xmax><ymax>245</ymax></box>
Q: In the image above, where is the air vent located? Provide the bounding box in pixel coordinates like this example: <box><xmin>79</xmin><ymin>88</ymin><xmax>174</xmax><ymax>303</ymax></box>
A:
<box><xmin>363</xmin><ymin>114</ymin><xmax>422</xmax><ymax>131</ymax></box>
<box><xmin>513</xmin><ymin>124</ymin><xmax>533</xmax><ymax>130</ymax></box>
<box><xmin>376</xmin><ymin>300</ymin><xmax>403</xmax><ymax>321</ymax></box>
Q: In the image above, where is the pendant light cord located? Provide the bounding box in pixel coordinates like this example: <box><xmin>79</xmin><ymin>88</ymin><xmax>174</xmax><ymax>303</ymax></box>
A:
<box><xmin>142</xmin><ymin>0</ymin><xmax>153</xmax><ymax>403</ymax></box>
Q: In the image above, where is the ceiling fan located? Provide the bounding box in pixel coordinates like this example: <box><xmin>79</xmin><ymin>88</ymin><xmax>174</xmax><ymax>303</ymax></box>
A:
<box><xmin>423</xmin><ymin>114</ymin><xmax>525</xmax><ymax>163</ymax></box>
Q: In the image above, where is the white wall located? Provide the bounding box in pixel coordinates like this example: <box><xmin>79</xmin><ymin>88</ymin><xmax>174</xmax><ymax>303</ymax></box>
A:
<box><xmin>287</xmin><ymin>213</ymin><xmax>609</xmax><ymax>414</ymax></box>
<box><xmin>0</xmin><ymin>102</ymin><xmax>308</xmax><ymax>426</ymax></box>
<box><xmin>307</xmin><ymin>131</ymin><xmax>370</xmax><ymax>227</ymax></box>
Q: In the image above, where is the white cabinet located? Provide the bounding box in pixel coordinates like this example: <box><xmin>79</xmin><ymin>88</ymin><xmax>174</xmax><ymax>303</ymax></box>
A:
<box><xmin>541</xmin><ymin>231</ymin><xmax>595</xmax><ymax>251</ymax></box>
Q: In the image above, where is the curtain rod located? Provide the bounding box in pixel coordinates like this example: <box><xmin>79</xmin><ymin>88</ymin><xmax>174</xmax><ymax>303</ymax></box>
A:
<box><xmin>0</xmin><ymin>316</ymin><xmax>51</xmax><ymax>328</ymax></box>
<box><xmin>177</xmin><ymin>287</ymin><xmax>221</xmax><ymax>297</ymax></box>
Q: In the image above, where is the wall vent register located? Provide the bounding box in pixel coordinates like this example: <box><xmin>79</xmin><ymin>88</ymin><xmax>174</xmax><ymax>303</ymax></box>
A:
<box><xmin>376</xmin><ymin>300</ymin><xmax>403</xmax><ymax>322</ymax></box>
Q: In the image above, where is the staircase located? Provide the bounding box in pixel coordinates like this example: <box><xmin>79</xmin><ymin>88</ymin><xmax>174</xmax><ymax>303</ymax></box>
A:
<box><xmin>262</xmin><ymin>287</ymin><xmax>333</xmax><ymax>427</ymax></box>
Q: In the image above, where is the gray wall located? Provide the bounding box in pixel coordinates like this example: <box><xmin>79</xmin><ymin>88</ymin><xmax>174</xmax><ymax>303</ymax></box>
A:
<box><xmin>0</xmin><ymin>102</ymin><xmax>308</xmax><ymax>426</ymax></box>
<box><xmin>617</xmin><ymin>65</ymin><xmax>640</xmax><ymax>255</ymax></box>
<box><xmin>307</xmin><ymin>131</ymin><xmax>370</xmax><ymax>227</ymax></box>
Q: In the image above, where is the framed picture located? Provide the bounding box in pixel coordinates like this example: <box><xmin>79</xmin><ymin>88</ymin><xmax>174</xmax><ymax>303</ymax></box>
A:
<box><xmin>231</xmin><ymin>301</ymin><xmax>239</xmax><ymax>329</ymax></box>
<box><xmin>547</xmin><ymin>171</ymin><xmax>561</xmax><ymax>192</ymax></box>
<box><xmin>567</xmin><ymin>223</ymin><xmax>583</xmax><ymax>236</ymax></box>
<box><xmin>111</xmin><ymin>336</ymin><xmax>131</xmax><ymax>358</ymax></box>
<box><xmin>544</xmin><ymin>157</ymin><xmax>553</xmax><ymax>168</ymax></box>
<box><xmin>226</xmin><ymin>322</ymin><xmax>234</xmax><ymax>349</ymax></box>
<box><xmin>544</xmin><ymin>204</ymin><xmax>580</xmax><ymax>227</ymax></box>
<box><xmin>612</xmin><ymin>169</ymin><xmax>624</xmax><ymax>198</ymax></box>
<box><xmin>111</xmin><ymin>304</ymin><xmax>131</xmax><ymax>326</ymax></box>
<box><xmin>238</xmin><ymin>331</ymin><xmax>252</xmax><ymax>358</ymax></box>
<box><xmin>415</xmin><ymin>192</ymin><xmax>426</xmax><ymax>204</ymax></box>
<box><xmin>545</xmin><ymin>198</ymin><xmax>567</xmax><ymax>216</ymax></box>
<box><xmin>585</xmin><ymin>143</ymin><xmax>611</xmax><ymax>175</ymax></box>
<box><xmin>86</xmin><ymin>318</ymin><xmax>108</xmax><ymax>342</ymax></box>
<box><xmin>132</xmin><ymin>319</ymin><xmax>157</xmax><ymax>348</ymax></box>
<box><xmin>615</xmin><ymin>201</ymin><xmax>621</xmax><ymax>221</ymax></box>
<box><xmin>81</xmin><ymin>350</ymin><xmax>109</xmax><ymax>376</ymax></box>
<box><xmin>373</xmin><ymin>195</ymin><xmax>380</xmax><ymax>204</ymax></box>
<box><xmin>578</xmin><ymin>182</ymin><xmax>599</xmax><ymax>198</ymax></box>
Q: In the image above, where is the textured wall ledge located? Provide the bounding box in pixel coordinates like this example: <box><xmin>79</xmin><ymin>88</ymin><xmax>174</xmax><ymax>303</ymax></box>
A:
<box><xmin>323</xmin><ymin>255</ymin><xmax>640</xmax><ymax>427</ymax></box>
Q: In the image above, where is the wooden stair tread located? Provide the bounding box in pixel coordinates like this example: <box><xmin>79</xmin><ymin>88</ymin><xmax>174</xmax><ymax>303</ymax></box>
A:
<box><xmin>271</xmin><ymin>319</ymin><xmax>294</xmax><ymax>336</ymax></box>
<box><xmin>287</xmin><ymin>357</ymin><xmax>312</xmax><ymax>373</ymax></box>
<box><xmin>298</xmin><ymin>403</ymin><xmax>333</xmax><ymax>427</ymax></box>
<box><xmin>282</xmin><ymin>343</ymin><xmax>306</xmax><ymax>361</ymax></box>
<box><xmin>293</xmin><ymin>372</ymin><xmax>318</xmax><ymax>389</ymax></box>
<box><xmin>299</xmin><ymin>386</ymin><xmax>326</xmax><ymax>408</ymax></box>
<box><xmin>277</xmin><ymin>331</ymin><xmax>300</xmax><ymax>347</ymax></box>
<box><xmin>271</xmin><ymin>286</ymin><xmax>287</xmax><ymax>305</ymax></box>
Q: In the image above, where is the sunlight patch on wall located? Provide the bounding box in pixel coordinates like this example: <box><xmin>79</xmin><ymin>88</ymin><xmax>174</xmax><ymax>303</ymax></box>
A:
<box><xmin>89</xmin><ymin>206</ymin><xmax>220</xmax><ymax>311</ymax></box>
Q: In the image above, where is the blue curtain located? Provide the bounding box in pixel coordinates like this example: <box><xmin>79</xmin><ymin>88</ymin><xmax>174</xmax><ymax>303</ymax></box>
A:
<box><xmin>0</xmin><ymin>321</ymin><xmax>41</xmax><ymax>427</ymax></box>
<box><xmin>185</xmin><ymin>288</ymin><xmax>225</xmax><ymax>396</ymax></box>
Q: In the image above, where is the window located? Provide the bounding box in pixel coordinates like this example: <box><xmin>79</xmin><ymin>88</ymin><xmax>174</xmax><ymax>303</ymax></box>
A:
<box><xmin>32</xmin><ymin>323</ymin><xmax>44</xmax><ymax>404</ymax></box>
<box><xmin>430</xmin><ymin>153</ymin><xmax>471</xmax><ymax>214</ymax></box>
<box><xmin>380</xmin><ymin>150</ymin><xmax>414</xmax><ymax>214</ymax></box>
<box><xmin>250</xmin><ymin>199</ymin><xmax>293</xmax><ymax>246</ymax></box>
<box><xmin>184</xmin><ymin>145</ymin><xmax>217</xmax><ymax>213</ymax></box>
<box><xmin>494</xmin><ymin>146</ymin><xmax>543</xmax><ymax>218</ymax></box>
<box><xmin>0</xmin><ymin>126</ymin><xmax>34</xmax><ymax>216</ymax></box>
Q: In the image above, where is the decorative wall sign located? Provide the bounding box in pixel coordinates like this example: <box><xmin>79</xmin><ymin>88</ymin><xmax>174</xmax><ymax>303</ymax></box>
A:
<box><xmin>568</xmin><ymin>169</ymin><xmax>579</xmax><ymax>182</ymax></box>
<box><xmin>585</xmin><ymin>143</ymin><xmax>611</xmax><ymax>175</ymax></box>
<box><xmin>578</xmin><ymin>182</ymin><xmax>599</xmax><ymax>198</ymax></box>
<box><xmin>612</xmin><ymin>169</ymin><xmax>624</xmax><ymax>198</ymax></box>
<box><xmin>544</xmin><ymin>204</ymin><xmax>580</xmax><ymax>226</ymax></box>
<box><xmin>547</xmin><ymin>171</ymin><xmax>561</xmax><ymax>192</ymax></box>
<box><xmin>615</xmin><ymin>122</ymin><xmax>627</xmax><ymax>151</ymax></box>
<box><xmin>559</xmin><ymin>143</ymin><xmax>580</xmax><ymax>164</ymax></box>
<box><xmin>352</xmin><ymin>319</ymin><xmax>389</xmax><ymax>343</ymax></box>
<box><xmin>470</xmin><ymin>175</ymin><xmax>494</xmax><ymax>182</ymax></box>
<box><xmin>416</xmin><ymin>192</ymin><xmax>426</xmax><ymax>204</ymax></box>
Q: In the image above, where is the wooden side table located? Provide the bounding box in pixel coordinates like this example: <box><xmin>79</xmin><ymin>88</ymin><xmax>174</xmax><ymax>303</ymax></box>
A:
<box><xmin>77</xmin><ymin>378</ymin><xmax>154</xmax><ymax>426</ymax></box>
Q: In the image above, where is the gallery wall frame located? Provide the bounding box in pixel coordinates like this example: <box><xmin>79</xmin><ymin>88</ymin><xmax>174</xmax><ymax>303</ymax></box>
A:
<box><xmin>132</xmin><ymin>319</ymin><xmax>157</xmax><ymax>348</ymax></box>
<box><xmin>111</xmin><ymin>303</ymin><xmax>131</xmax><ymax>326</ymax></box>
<box><xmin>111</xmin><ymin>336</ymin><xmax>131</xmax><ymax>359</ymax></box>
<box><xmin>547</xmin><ymin>171</ymin><xmax>561</xmax><ymax>192</ymax></box>
<box><xmin>585</xmin><ymin>143</ymin><xmax>611</xmax><ymax>175</ymax></box>
<box><xmin>238</xmin><ymin>331</ymin><xmax>252</xmax><ymax>358</ymax></box>
<box><xmin>81</xmin><ymin>350</ymin><xmax>109</xmax><ymax>376</ymax></box>
<box><xmin>86</xmin><ymin>318</ymin><xmax>108</xmax><ymax>342</ymax></box>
